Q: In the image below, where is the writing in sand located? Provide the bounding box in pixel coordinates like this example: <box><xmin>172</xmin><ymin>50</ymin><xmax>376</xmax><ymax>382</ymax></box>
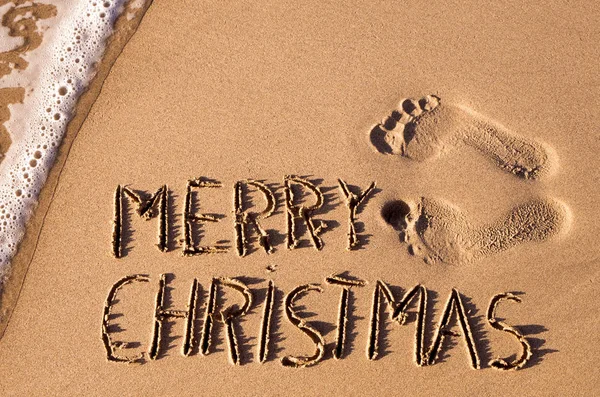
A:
<box><xmin>101</xmin><ymin>175</ymin><xmax>543</xmax><ymax>371</ymax></box>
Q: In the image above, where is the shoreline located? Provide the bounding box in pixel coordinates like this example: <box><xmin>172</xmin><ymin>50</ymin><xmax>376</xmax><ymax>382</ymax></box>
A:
<box><xmin>0</xmin><ymin>0</ymin><xmax>154</xmax><ymax>339</ymax></box>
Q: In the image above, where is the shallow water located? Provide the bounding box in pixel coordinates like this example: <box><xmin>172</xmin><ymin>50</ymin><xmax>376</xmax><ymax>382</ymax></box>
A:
<box><xmin>0</xmin><ymin>0</ymin><xmax>146</xmax><ymax>279</ymax></box>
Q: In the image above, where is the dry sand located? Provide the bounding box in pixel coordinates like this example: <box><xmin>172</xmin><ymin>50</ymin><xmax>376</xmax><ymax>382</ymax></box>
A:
<box><xmin>1</xmin><ymin>0</ymin><xmax>599</xmax><ymax>395</ymax></box>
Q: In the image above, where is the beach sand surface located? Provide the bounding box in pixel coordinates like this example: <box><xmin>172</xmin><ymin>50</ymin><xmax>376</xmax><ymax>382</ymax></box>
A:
<box><xmin>0</xmin><ymin>0</ymin><xmax>599</xmax><ymax>395</ymax></box>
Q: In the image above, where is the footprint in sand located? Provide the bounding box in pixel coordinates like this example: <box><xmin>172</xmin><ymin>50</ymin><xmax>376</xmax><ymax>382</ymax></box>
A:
<box><xmin>371</xmin><ymin>94</ymin><xmax>570</xmax><ymax>265</ymax></box>
<box><xmin>381</xmin><ymin>197</ymin><xmax>570</xmax><ymax>265</ymax></box>
<box><xmin>369</xmin><ymin>95</ymin><xmax>556</xmax><ymax>180</ymax></box>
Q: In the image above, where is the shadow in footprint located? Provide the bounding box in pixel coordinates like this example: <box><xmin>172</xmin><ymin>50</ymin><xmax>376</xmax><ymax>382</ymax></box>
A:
<box><xmin>381</xmin><ymin>197</ymin><xmax>570</xmax><ymax>266</ymax></box>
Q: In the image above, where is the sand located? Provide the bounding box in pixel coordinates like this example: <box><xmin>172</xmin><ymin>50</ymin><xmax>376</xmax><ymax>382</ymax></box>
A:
<box><xmin>0</xmin><ymin>0</ymin><xmax>599</xmax><ymax>395</ymax></box>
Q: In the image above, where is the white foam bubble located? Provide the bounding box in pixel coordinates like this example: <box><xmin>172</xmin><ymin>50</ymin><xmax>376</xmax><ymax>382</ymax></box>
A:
<box><xmin>0</xmin><ymin>3</ymin><xmax>24</xmax><ymax>53</ymax></box>
<box><xmin>0</xmin><ymin>0</ymin><xmax>141</xmax><ymax>280</ymax></box>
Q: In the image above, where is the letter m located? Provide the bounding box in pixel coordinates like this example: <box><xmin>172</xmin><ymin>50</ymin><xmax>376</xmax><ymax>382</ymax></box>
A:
<box><xmin>112</xmin><ymin>184</ymin><xmax>169</xmax><ymax>258</ymax></box>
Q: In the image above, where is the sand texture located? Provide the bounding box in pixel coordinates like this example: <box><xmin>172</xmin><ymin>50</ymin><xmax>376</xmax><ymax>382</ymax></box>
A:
<box><xmin>0</xmin><ymin>0</ymin><xmax>599</xmax><ymax>396</ymax></box>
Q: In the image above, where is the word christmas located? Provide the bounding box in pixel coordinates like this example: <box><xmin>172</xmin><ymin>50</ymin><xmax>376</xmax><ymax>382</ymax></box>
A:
<box><xmin>101</xmin><ymin>274</ymin><xmax>532</xmax><ymax>370</ymax></box>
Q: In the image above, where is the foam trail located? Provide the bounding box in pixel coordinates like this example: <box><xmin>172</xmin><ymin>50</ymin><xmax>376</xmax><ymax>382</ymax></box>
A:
<box><xmin>0</xmin><ymin>1</ymin><xmax>145</xmax><ymax>281</ymax></box>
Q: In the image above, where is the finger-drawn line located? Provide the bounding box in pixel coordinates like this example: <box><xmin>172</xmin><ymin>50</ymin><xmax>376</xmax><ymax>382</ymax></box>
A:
<box><xmin>200</xmin><ymin>279</ymin><xmax>218</xmax><ymax>356</ymax></box>
<box><xmin>487</xmin><ymin>293</ymin><xmax>532</xmax><ymax>370</ymax></box>
<box><xmin>234</xmin><ymin>180</ymin><xmax>276</xmax><ymax>257</ymax></box>
<box><xmin>111</xmin><ymin>185</ymin><xmax>169</xmax><ymax>257</ymax></box>
<box><xmin>392</xmin><ymin>284</ymin><xmax>427</xmax><ymax>366</ymax></box>
<box><xmin>218</xmin><ymin>277</ymin><xmax>253</xmax><ymax>365</ymax></box>
<box><xmin>257</xmin><ymin>280</ymin><xmax>275</xmax><ymax>363</ymax></box>
<box><xmin>326</xmin><ymin>273</ymin><xmax>366</xmax><ymax>359</ymax></box>
<box><xmin>101</xmin><ymin>274</ymin><xmax>150</xmax><ymax>363</ymax></box>
<box><xmin>337</xmin><ymin>179</ymin><xmax>376</xmax><ymax>250</ymax></box>
<box><xmin>426</xmin><ymin>288</ymin><xmax>480</xmax><ymax>369</ymax></box>
<box><xmin>182</xmin><ymin>178</ymin><xmax>228</xmax><ymax>255</ymax></box>
<box><xmin>281</xmin><ymin>283</ymin><xmax>325</xmax><ymax>368</ymax></box>
<box><xmin>284</xmin><ymin>175</ymin><xmax>325</xmax><ymax>251</ymax></box>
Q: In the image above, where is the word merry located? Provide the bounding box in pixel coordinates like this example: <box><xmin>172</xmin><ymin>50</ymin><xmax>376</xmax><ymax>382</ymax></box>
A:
<box><xmin>111</xmin><ymin>176</ymin><xmax>376</xmax><ymax>258</ymax></box>
<box><xmin>101</xmin><ymin>274</ymin><xmax>532</xmax><ymax>370</ymax></box>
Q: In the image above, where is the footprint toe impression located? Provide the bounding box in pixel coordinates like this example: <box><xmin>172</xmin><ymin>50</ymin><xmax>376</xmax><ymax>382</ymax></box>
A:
<box><xmin>369</xmin><ymin>94</ymin><xmax>556</xmax><ymax>180</ymax></box>
<box><xmin>373</xmin><ymin>94</ymin><xmax>568</xmax><ymax>265</ymax></box>
<box><xmin>369</xmin><ymin>94</ymin><xmax>457</xmax><ymax>161</ymax></box>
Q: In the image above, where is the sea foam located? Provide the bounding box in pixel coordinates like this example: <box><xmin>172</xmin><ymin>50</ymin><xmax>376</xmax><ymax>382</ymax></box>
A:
<box><xmin>0</xmin><ymin>0</ymin><xmax>144</xmax><ymax>280</ymax></box>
